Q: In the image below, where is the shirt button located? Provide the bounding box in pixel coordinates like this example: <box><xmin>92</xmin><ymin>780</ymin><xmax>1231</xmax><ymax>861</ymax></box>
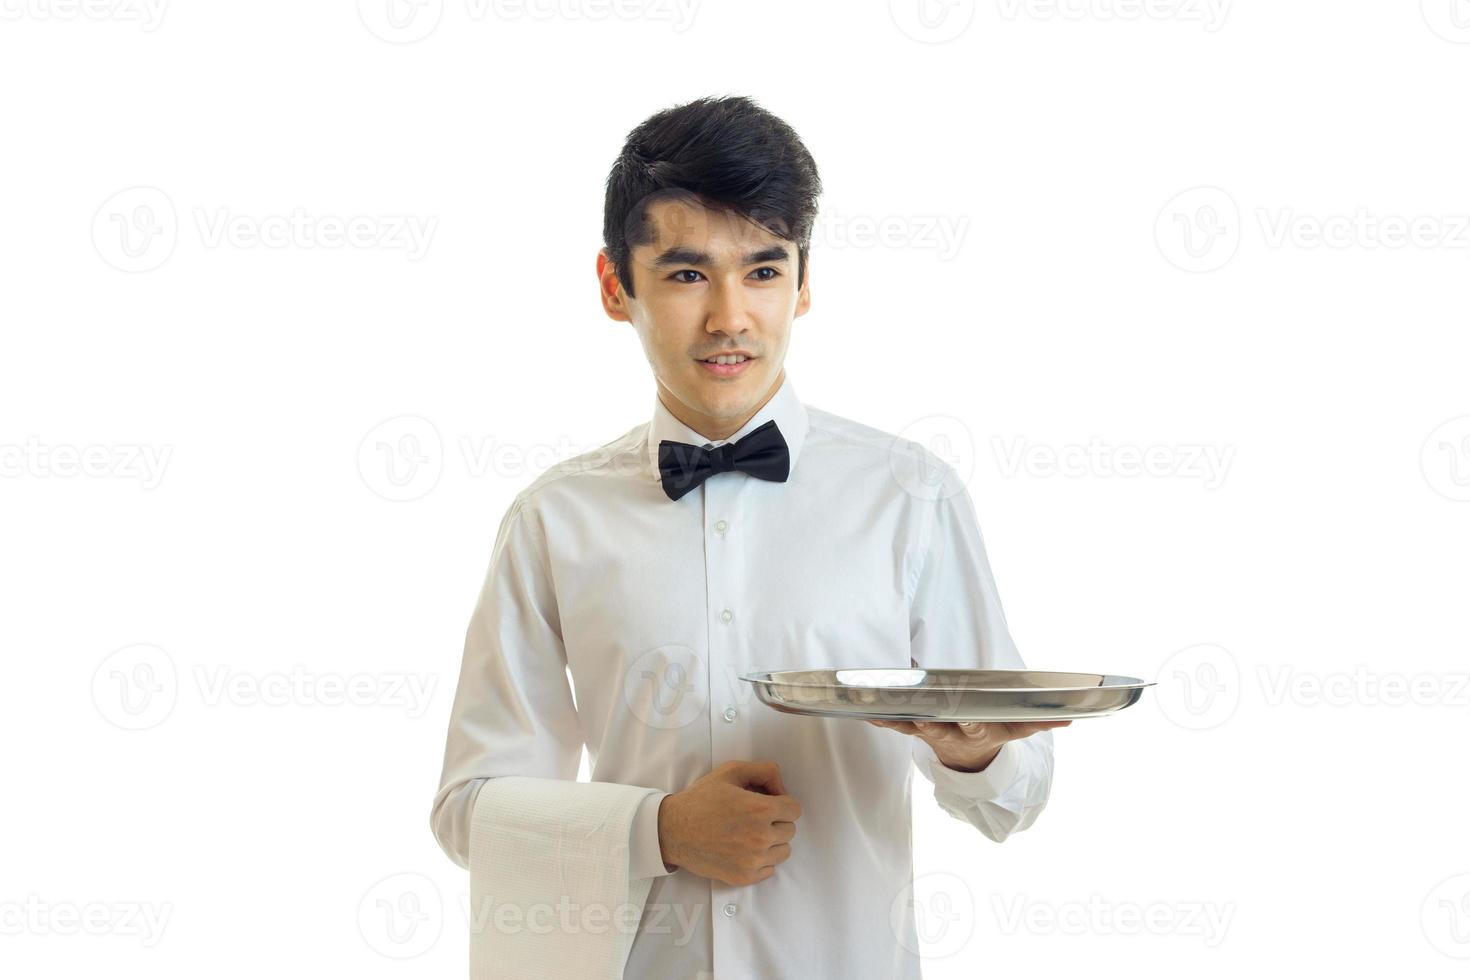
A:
<box><xmin>714</xmin><ymin>520</ymin><xmax>727</xmax><ymax>534</ymax></box>
<box><xmin>724</xmin><ymin>903</ymin><xmax>738</xmax><ymax>917</ymax></box>
<box><xmin>723</xmin><ymin>707</ymin><xmax>738</xmax><ymax>723</ymax></box>
<box><xmin>720</xmin><ymin>609</ymin><xmax>733</xmax><ymax>624</ymax></box>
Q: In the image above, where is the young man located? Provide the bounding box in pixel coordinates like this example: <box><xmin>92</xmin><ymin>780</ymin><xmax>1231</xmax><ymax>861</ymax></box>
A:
<box><xmin>431</xmin><ymin>94</ymin><xmax>1069</xmax><ymax>979</ymax></box>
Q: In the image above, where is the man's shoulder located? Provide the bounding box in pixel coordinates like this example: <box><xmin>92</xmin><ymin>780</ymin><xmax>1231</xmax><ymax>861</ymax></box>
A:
<box><xmin>508</xmin><ymin>421</ymin><xmax>649</xmax><ymax>512</ymax></box>
<box><xmin>805</xmin><ymin>404</ymin><xmax>960</xmax><ymax>488</ymax></box>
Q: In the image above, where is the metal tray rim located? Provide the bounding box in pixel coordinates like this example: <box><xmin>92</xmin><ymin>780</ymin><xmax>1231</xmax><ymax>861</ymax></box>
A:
<box><xmin>740</xmin><ymin>666</ymin><xmax>1156</xmax><ymax>693</ymax></box>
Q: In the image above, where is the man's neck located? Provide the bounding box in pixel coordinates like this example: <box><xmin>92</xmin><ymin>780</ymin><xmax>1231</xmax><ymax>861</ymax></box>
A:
<box><xmin>659</xmin><ymin>369</ymin><xmax>784</xmax><ymax>443</ymax></box>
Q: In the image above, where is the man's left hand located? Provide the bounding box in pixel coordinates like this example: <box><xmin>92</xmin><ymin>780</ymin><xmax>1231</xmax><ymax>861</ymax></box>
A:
<box><xmin>866</xmin><ymin>718</ymin><xmax>1072</xmax><ymax>772</ymax></box>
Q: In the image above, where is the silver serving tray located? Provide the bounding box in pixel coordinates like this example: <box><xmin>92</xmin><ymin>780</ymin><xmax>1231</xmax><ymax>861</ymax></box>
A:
<box><xmin>739</xmin><ymin>667</ymin><xmax>1153</xmax><ymax>722</ymax></box>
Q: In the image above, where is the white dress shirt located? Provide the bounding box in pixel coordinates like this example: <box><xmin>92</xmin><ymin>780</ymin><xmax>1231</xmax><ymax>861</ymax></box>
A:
<box><xmin>431</xmin><ymin>373</ymin><xmax>1056</xmax><ymax>979</ymax></box>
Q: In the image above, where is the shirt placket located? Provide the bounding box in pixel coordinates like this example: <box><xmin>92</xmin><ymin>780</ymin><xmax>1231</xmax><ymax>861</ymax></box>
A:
<box><xmin>702</xmin><ymin>466</ymin><xmax>752</xmax><ymax>972</ymax></box>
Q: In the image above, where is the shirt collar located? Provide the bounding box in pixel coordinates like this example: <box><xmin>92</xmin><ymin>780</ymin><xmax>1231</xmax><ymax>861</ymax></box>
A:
<box><xmin>645</xmin><ymin>372</ymin><xmax>809</xmax><ymax>483</ymax></box>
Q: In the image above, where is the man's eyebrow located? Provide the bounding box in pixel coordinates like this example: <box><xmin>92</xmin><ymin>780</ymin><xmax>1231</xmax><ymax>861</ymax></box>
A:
<box><xmin>649</xmin><ymin>245</ymin><xmax>791</xmax><ymax>268</ymax></box>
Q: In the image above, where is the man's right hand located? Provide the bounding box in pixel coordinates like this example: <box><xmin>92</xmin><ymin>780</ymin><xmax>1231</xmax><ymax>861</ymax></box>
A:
<box><xmin>657</xmin><ymin>760</ymin><xmax>802</xmax><ymax>886</ymax></box>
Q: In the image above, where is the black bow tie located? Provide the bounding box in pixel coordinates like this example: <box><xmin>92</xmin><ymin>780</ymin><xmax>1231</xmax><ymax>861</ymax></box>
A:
<box><xmin>658</xmin><ymin>419</ymin><xmax>791</xmax><ymax>501</ymax></box>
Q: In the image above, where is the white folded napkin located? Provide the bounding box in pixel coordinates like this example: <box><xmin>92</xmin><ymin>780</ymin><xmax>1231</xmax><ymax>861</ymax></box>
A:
<box><xmin>469</xmin><ymin>776</ymin><xmax>662</xmax><ymax>980</ymax></box>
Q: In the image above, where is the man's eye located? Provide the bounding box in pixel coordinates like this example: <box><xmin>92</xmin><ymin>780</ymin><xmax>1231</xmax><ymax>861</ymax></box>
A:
<box><xmin>667</xmin><ymin>268</ymin><xmax>782</xmax><ymax>284</ymax></box>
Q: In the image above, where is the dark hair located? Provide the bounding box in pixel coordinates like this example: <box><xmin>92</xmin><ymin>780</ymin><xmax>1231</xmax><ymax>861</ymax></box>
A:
<box><xmin>602</xmin><ymin>94</ymin><xmax>822</xmax><ymax>299</ymax></box>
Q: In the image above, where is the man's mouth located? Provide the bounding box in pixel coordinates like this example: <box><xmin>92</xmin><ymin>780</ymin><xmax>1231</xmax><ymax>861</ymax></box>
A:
<box><xmin>697</xmin><ymin>354</ymin><xmax>756</xmax><ymax>377</ymax></box>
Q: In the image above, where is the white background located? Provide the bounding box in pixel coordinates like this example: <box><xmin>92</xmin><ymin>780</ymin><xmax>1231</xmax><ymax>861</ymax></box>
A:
<box><xmin>3</xmin><ymin>1</ymin><xmax>1469</xmax><ymax>976</ymax></box>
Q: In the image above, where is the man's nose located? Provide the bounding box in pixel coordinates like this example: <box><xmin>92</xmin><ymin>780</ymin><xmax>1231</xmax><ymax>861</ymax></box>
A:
<box><xmin>704</xmin><ymin>280</ymin><xmax>755</xmax><ymax>335</ymax></box>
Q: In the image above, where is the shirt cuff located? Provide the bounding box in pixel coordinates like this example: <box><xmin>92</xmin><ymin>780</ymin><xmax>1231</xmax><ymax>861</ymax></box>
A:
<box><xmin>922</xmin><ymin>738</ymin><xmax>1022</xmax><ymax>803</ymax></box>
<box><xmin>629</xmin><ymin>791</ymin><xmax>677</xmax><ymax>879</ymax></box>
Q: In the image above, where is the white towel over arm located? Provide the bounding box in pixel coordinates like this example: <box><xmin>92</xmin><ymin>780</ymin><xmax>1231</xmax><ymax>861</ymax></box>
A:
<box><xmin>430</xmin><ymin>494</ymin><xmax>668</xmax><ymax>979</ymax></box>
<box><xmin>469</xmin><ymin>776</ymin><xmax>661</xmax><ymax>979</ymax></box>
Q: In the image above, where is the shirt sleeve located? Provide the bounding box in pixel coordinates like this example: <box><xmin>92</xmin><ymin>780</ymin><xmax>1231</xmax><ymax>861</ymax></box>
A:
<box><xmin>906</xmin><ymin>460</ymin><xmax>1056</xmax><ymax>842</ymax></box>
<box><xmin>428</xmin><ymin>495</ymin><xmax>667</xmax><ymax>874</ymax></box>
<box><xmin>630</xmin><ymin>791</ymin><xmax>678</xmax><ymax>878</ymax></box>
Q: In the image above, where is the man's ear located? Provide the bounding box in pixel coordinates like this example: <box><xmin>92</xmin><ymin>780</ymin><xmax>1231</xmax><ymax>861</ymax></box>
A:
<box><xmin>794</xmin><ymin>252</ymin><xmax>812</xmax><ymax>318</ymax></box>
<box><xmin>596</xmin><ymin>249</ymin><xmax>631</xmax><ymax>323</ymax></box>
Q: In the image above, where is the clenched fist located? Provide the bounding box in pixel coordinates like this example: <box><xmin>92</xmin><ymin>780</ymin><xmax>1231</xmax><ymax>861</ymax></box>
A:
<box><xmin>657</xmin><ymin>760</ymin><xmax>802</xmax><ymax>886</ymax></box>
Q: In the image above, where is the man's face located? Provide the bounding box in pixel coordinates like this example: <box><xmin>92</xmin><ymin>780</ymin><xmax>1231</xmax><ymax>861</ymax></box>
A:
<box><xmin>598</xmin><ymin>196</ymin><xmax>811</xmax><ymax>439</ymax></box>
